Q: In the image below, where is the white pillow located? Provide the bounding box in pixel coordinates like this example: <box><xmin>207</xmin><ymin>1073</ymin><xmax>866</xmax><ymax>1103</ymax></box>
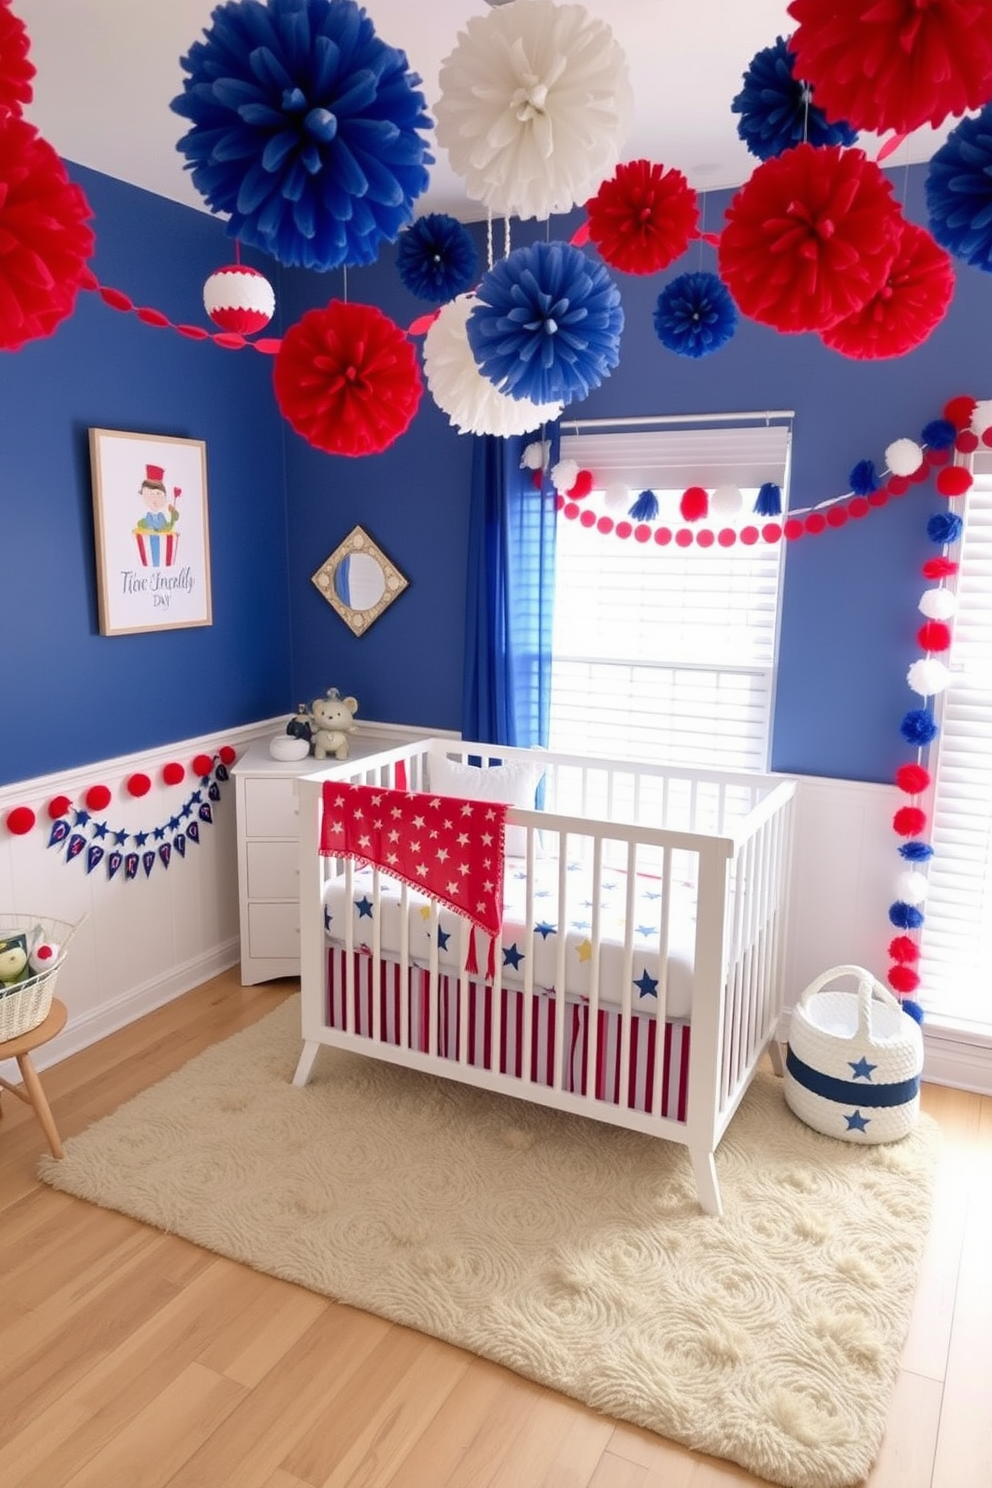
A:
<box><xmin>428</xmin><ymin>755</ymin><xmax>541</xmax><ymax>858</ymax></box>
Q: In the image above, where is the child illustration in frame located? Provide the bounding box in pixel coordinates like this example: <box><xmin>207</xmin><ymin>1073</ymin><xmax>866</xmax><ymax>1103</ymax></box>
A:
<box><xmin>133</xmin><ymin>462</ymin><xmax>181</xmax><ymax>568</ymax></box>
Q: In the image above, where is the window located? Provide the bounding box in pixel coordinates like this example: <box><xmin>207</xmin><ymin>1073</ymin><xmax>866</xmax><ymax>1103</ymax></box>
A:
<box><xmin>549</xmin><ymin>419</ymin><xmax>792</xmax><ymax>773</ymax></box>
<box><xmin>918</xmin><ymin>457</ymin><xmax>992</xmax><ymax>1031</ymax></box>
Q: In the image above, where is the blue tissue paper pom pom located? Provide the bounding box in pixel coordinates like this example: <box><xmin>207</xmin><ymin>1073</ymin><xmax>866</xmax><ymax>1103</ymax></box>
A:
<box><xmin>921</xmin><ymin>418</ymin><xmax>957</xmax><ymax>450</ymax></box>
<box><xmin>628</xmin><ymin>490</ymin><xmax>659</xmax><ymax>521</ymax></box>
<box><xmin>653</xmin><ymin>272</ymin><xmax>737</xmax><ymax>359</ymax></box>
<box><xmin>927</xmin><ymin>512</ymin><xmax>964</xmax><ymax>546</ymax></box>
<box><xmin>467</xmin><ymin>240</ymin><xmax>624</xmax><ymax>407</ymax></box>
<box><xmin>899</xmin><ymin>841</ymin><xmax>935</xmax><ymax>862</ymax></box>
<box><xmin>926</xmin><ymin>104</ymin><xmax>992</xmax><ymax>271</ymax></box>
<box><xmin>731</xmin><ymin>36</ymin><xmax>858</xmax><ymax>161</ymax></box>
<box><xmin>753</xmin><ymin>482</ymin><xmax>782</xmax><ymax>516</ymax></box>
<box><xmin>889</xmin><ymin>901</ymin><xmax>925</xmax><ymax>930</ymax></box>
<box><xmin>849</xmin><ymin>459</ymin><xmax>880</xmax><ymax>496</ymax></box>
<box><xmin>396</xmin><ymin>213</ymin><xmax>478</xmax><ymax>303</ymax></box>
<box><xmin>901</xmin><ymin>708</ymin><xmax>939</xmax><ymax>746</ymax></box>
<box><xmin>901</xmin><ymin>999</ymin><xmax>925</xmax><ymax>1024</ymax></box>
<box><xmin>171</xmin><ymin>0</ymin><xmax>434</xmax><ymax>270</ymax></box>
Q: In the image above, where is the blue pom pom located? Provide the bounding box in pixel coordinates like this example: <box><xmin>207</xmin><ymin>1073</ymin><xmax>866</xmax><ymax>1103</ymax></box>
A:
<box><xmin>899</xmin><ymin>840</ymin><xmax>935</xmax><ymax>862</ymax></box>
<box><xmin>628</xmin><ymin>489</ymin><xmax>659</xmax><ymax>521</ymax></box>
<box><xmin>731</xmin><ymin>36</ymin><xmax>858</xmax><ymax>161</ymax></box>
<box><xmin>921</xmin><ymin>418</ymin><xmax>957</xmax><ymax>450</ymax></box>
<box><xmin>653</xmin><ymin>272</ymin><xmax>737</xmax><ymax>359</ymax></box>
<box><xmin>901</xmin><ymin>708</ymin><xmax>939</xmax><ymax>746</ymax></box>
<box><xmin>926</xmin><ymin>104</ymin><xmax>992</xmax><ymax>270</ymax></box>
<box><xmin>901</xmin><ymin>999</ymin><xmax>925</xmax><ymax>1024</ymax></box>
<box><xmin>849</xmin><ymin>459</ymin><xmax>880</xmax><ymax>496</ymax></box>
<box><xmin>753</xmin><ymin>482</ymin><xmax>782</xmax><ymax>517</ymax></box>
<box><xmin>396</xmin><ymin>214</ymin><xmax>478</xmax><ymax>303</ymax></box>
<box><xmin>467</xmin><ymin>241</ymin><xmax>624</xmax><ymax>407</ymax></box>
<box><xmin>171</xmin><ymin>0</ymin><xmax>433</xmax><ymax>270</ymax></box>
<box><xmin>927</xmin><ymin>512</ymin><xmax>964</xmax><ymax>546</ymax></box>
<box><xmin>889</xmin><ymin>901</ymin><xmax>925</xmax><ymax>930</ymax></box>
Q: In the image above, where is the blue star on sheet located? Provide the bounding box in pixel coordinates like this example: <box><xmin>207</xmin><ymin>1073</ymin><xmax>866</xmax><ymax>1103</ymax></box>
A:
<box><xmin>355</xmin><ymin>896</ymin><xmax>374</xmax><ymax>919</ymax></box>
<box><xmin>845</xmin><ymin>1110</ymin><xmax>871</xmax><ymax>1133</ymax></box>
<box><xmin>636</xmin><ymin>924</ymin><xmax>656</xmax><ymax>938</ymax></box>
<box><xmin>849</xmin><ymin>1056</ymin><xmax>877</xmax><ymax>1081</ymax></box>
<box><xmin>437</xmin><ymin>927</ymin><xmax>451</xmax><ymax>951</ymax></box>
<box><xmin>643</xmin><ymin>890</ymin><xmax>662</xmax><ymax>901</ymax></box>
<box><xmin>634</xmin><ymin>970</ymin><xmax>659</xmax><ymax>998</ymax></box>
<box><xmin>535</xmin><ymin>921</ymin><xmax>557</xmax><ymax>939</ymax></box>
<box><xmin>503</xmin><ymin>943</ymin><xmax>525</xmax><ymax>970</ymax></box>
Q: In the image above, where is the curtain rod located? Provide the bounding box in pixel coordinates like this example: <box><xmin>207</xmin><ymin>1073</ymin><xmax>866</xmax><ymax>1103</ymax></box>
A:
<box><xmin>559</xmin><ymin>411</ymin><xmax>794</xmax><ymax>432</ymax></box>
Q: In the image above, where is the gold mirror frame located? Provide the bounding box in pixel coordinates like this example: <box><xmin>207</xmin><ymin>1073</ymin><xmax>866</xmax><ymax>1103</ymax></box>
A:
<box><xmin>312</xmin><ymin>525</ymin><xmax>409</xmax><ymax>636</ymax></box>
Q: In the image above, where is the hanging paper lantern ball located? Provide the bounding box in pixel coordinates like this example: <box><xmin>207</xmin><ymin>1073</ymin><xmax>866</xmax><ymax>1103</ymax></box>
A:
<box><xmin>396</xmin><ymin>214</ymin><xmax>478</xmax><ymax>304</ymax></box>
<box><xmin>896</xmin><ymin>870</ymin><xmax>930</xmax><ymax>906</ymax></box>
<box><xmin>849</xmin><ymin>459</ymin><xmax>880</xmax><ymax>496</ymax></box>
<box><xmin>586</xmin><ymin>160</ymin><xmax>698</xmax><ymax>276</ymax></box>
<box><xmin>434</xmin><ymin>0</ymin><xmax>632</xmax><ymax>222</ymax></box>
<box><xmin>885</xmin><ymin>438</ymin><xmax>925</xmax><ymax>478</ymax></box>
<box><xmin>918</xmin><ymin>619</ymin><xmax>952</xmax><ymax>653</ymax></box>
<box><xmin>0</xmin><ymin>0</ymin><xmax>35</xmax><ymax>117</ymax></box>
<box><xmin>604</xmin><ymin>482</ymin><xmax>630</xmax><ymax>511</ymax></box>
<box><xmin>889</xmin><ymin>934</ymin><xmax>920</xmax><ymax>963</ymax></box>
<box><xmin>203</xmin><ymin>264</ymin><xmax>275</xmax><ymax>335</ymax></box>
<box><xmin>171</xmin><ymin>0</ymin><xmax>433</xmax><ymax>271</ymax></box>
<box><xmin>900</xmin><ymin>709</ymin><xmax>938</xmax><ymax>747</ymax></box>
<box><xmin>927</xmin><ymin>512</ymin><xmax>964</xmax><ymax>546</ymax></box>
<box><xmin>787</xmin><ymin>0</ymin><xmax>992</xmax><ymax>136</ymax></box>
<box><xmin>820</xmin><ymin>221</ymin><xmax>955</xmax><ymax>361</ymax></box>
<box><xmin>275</xmin><ymin>299</ymin><xmax>423</xmax><ymax>457</ymax></box>
<box><xmin>907</xmin><ymin>658</ymin><xmax>952</xmax><ymax>697</ymax></box>
<box><xmin>718</xmin><ymin>144</ymin><xmax>901</xmax><ymax>335</ymax></box>
<box><xmin>680</xmin><ymin>486</ymin><xmax>709</xmax><ymax>522</ymax></box>
<box><xmin>126</xmin><ymin>772</ymin><xmax>152</xmax><ymax>798</ymax></box>
<box><xmin>5</xmin><ymin>804</ymin><xmax>35</xmax><ymax>835</ymax></box>
<box><xmin>467</xmin><ymin>241</ymin><xmax>624</xmax><ymax>407</ymax></box>
<box><xmin>85</xmin><ymin>784</ymin><xmax>112</xmax><ymax>811</ymax></box>
<box><xmin>893</xmin><ymin>805</ymin><xmax>928</xmax><ymax>836</ymax></box>
<box><xmin>896</xmin><ymin>762</ymin><xmax>931</xmax><ymax>795</ymax></box>
<box><xmin>926</xmin><ymin>105</ymin><xmax>992</xmax><ymax>271</ymax></box>
<box><xmin>919</xmin><ymin>587</ymin><xmax>958</xmax><ymax>621</ymax></box>
<box><xmin>711</xmin><ymin>484</ymin><xmax>743</xmax><ymax>516</ymax></box>
<box><xmin>48</xmin><ymin>793</ymin><xmax>72</xmax><ymax>820</ymax></box>
<box><xmin>653</xmin><ymin>271</ymin><xmax>738</xmax><ymax>359</ymax></box>
<box><xmin>731</xmin><ymin>35</ymin><xmax>858</xmax><ymax>161</ymax></box>
<box><xmin>162</xmin><ymin>762</ymin><xmax>186</xmax><ymax>786</ymax></box>
<box><xmin>422</xmin><ymin>293</ymin><xmax>563</xmax><ymax>438</ymax></box>
<box><xmin>0</xmin><ymin>116</ymin><xmax>95</xmax><ymax>351</ymax></box>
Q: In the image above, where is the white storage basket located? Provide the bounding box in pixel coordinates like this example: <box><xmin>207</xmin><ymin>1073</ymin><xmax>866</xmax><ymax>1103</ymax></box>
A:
<box><xmin>783</xmin><ymin>964</ymin><xmax>924</xmax><ymax>1144</ymax></box>
<box><xmin>0</xmin><ymin>915</ymin><xmax>80</xmax><ymax>1043</ymax></box>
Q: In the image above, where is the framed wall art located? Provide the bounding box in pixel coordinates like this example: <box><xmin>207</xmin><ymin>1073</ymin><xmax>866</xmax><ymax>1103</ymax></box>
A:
<box><xmin>89</xmin><ymin>428</ymin><xmax>213</xmax><ymax>636</ymax></box>
<box><xmin>312</xmin><ymin>525</ymin><xmax>409</xmax><ymax>635</ymax></box>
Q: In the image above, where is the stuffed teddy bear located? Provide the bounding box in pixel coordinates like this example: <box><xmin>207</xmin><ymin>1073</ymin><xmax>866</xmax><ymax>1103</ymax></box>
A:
<box><xmin>309</xmin><ymin>688</ymin><xmax>359</xmax><ymax>760</ymax></box>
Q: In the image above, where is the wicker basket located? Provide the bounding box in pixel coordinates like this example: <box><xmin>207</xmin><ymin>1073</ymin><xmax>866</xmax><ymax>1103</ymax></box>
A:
<box><xmin>0</xmin><ymin>915</ymin><xmax>80</xmax><ymax>1043</ymax></box>
<box><xmin>783</xmin><ymin>964</ymin><xmax>924</xmax><ymax>1144</ymax></box>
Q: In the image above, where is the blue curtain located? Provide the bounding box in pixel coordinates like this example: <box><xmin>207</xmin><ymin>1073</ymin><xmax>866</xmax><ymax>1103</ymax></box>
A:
<box><xmin>462</xmin><ymin>429</ymin><xmax>559</xmax><ymax>747</ymax></box>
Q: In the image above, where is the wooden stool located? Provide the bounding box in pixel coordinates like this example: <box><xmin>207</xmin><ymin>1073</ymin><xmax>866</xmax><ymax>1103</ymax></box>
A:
<box><xmin>0</xmin><ymin>998</ymin><xmax>68</xmax><ymax>1158</ymax></box>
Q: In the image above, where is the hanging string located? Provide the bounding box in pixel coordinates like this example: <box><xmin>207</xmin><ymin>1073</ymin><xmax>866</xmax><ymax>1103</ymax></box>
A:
<box><xmin>503</xmin><ymin>215</ymin><xmax>511</xmax><ymax>260</ymax></box>
<box><xmin>487</xmin><ymin>210</ymin><xmax>494</xmax><ymax>271</ymax></box>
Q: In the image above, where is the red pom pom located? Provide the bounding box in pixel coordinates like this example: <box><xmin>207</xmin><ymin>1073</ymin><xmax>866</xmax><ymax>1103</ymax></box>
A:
<box><xmin>568</xmin><ymin>469</ymin><xmax>594</xmax><ymax>499</ymax></box>
<box><xmin>895</xmin><ymin>763</ymin><xmax>931</xmax><ymax>795</ymax></box>
<box><xmin>219</xmin><ymin>745</ymin><xmax>237</xmax><ymax>766</ymax></box>
<box><xmin>273</xmin><ymin>300</ymin><xmax>423</xmax><ymax>457</ymax></box>
<box><xmin>680</xmin><ymin>486</ymin><xmax>709</xmax><ymax>522</ymax></box>
<box><xmin>586</xmin><ymin>159</ymin><xmax>699</xmax><ymax>275</ymax></box>
<box><xmin>826</xmin><ymin>505</ymin><xmax>848</xmax><ymax>528</ymax></box>
<box><xmin>936</xmin><ymin>465</ymin><xmax>973</xmax><ymax>498</ymax></box>
<box><xmin>893</xmin><ymin>805</ymin><xmax>927</xmax><ymax>836</ymax></box>
<box><xmin>889</xmin><ymin>935</ymin><xmax>920</xmax><ymax>965</ymax></box>
<box><xmin>192</xmin><ymin>753</ymin><xmax>214</xmax><ymax>778</ymax></box>
<box><xmin>918</xmin><ymin>620</ymin><xmax>951</xmax><ymax>653</ymax></box>
<box><xmin>788</xmin><ymin>0</ymin><xmax>992</xmax><ymax>135</ymax></box>
<box><xmin>944</xmin><ymin>395</ymin><xmax>976</xmax><ymax>429</ymax></box>
<box><xmin>0</xmin><ymin>0</ymin><xmax>35</xmax><ymax>116</ymax></box>
<box><xmin>85</xmin><ymin>784</ymin><xmax>112</xmax><ymax>811</ymax></box>
<box><xmin>718</xmin><ymin>144</ymin><xmax>901</xmax><ymax>334</ymax></box>
<box><xmin>805</xmin><ymin>512</ymin><xmax>827</xmax><ymax>534</ymax></box>
<box><xmin>887</xmin><ymin>475</ymin><xmax>909</xmax><ymax>495</ymax></box>
<box><xmin>820</xmin><ymin>222</ymin><xmax>954</xmax><ymax>361</ymax></box>
<box><xmin>956</xmin><ymin>430</ymin><xmax>979</xmax><ymax>452</ymax></box>
<box><xmin>162</xmin><ymin>762</ymin><xmax>185</xmax><ymax>786</ymax></box>
<box><xmin>888</xmin><ymin>963</ymin><xmax>921</xmax><ymax>994</ymax></box>
<box><xmin>5</xmin><ymin>805</ymin><xmax>36</xmax><ymax>835</ymax></box>
<box><xmin>0</xmin><ymin>116</ymin><xmax>95</xmax><ymax>351</ymax></box>
<box><xmin>48</xmin><ymin>793</ymin><xmax>73</xmax><ymax>820</ymax></box>
<box><xmin>922</xmin><ymin>556</ymin><xmax>958</xmax><ymax>579</ymax></box>
<box><xmin>126</xmin><ymin>772</ymin><xmax>151</xmax><ymax>798</ymax></box>
<box><xmin>784</xmin><ymin>517</ymin><xmax>804</xmax><ymax>540</ymax></box>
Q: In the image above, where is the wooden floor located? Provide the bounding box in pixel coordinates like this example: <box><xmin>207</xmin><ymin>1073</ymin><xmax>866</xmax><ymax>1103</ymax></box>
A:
<box><xmin>0</xmin><ymin>969</ymin><xmax>989</xmax><ymax>1488</ymax></box>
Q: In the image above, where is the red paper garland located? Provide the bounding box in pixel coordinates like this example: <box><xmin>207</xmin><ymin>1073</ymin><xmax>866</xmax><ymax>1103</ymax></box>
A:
<box><xmin>585</xmin><ymin>159</ymin><xmax>699</xmax><ymax>276</ymax></box>
<box><xmin>820</xmin><ymin>221</ymin><xmax>955</xmax><ymax>361</ymax></box>
<box><xmin>83</xmin><ymin>275</ymin><xmax>281</xmax><ymax>355</ymax></box>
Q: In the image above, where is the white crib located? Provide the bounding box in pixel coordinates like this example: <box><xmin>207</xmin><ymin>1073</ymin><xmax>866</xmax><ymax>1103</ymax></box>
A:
<box><xmin>293</xmin><ymin>738</ymin><xmax>796</xmax><ymax>1217</ymax></box>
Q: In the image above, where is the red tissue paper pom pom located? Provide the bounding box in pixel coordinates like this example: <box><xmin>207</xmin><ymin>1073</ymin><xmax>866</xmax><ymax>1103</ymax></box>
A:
<box><xmin>0</xmin><ymin>0</ymin><xmax>35</xmax><ymax>117</ymax></box>
<box><xmin>820</xmin><ymin>221</ymin><xmax>954</xmax><ymax>360</ymax></box>
<box><xmin>85</xmin><ymin>784</ymin><xmax>111</xmax><ymax>811</ymax></box>
<box><xmin>787</xmin><ymin>0</ymin><xmax>992</xmax><ymax>136</ymax></box>
<box><xmin>936</xmin><ymin>464</ymin><xmax>972</xmax><ymax>497</ymax></box>
<box><xmin>944</xmin><ymin>395</ymin><xmax>976</xmax><ymax>428</ymax></box>
<box><xmin>48</xmin><ymin>793</ymin><xmax>72</xmax><ymax>819</ymax></box>
<box><xmin>569</xmin><ymin>469</ymin><xmax>594</xmax><ymax>499</ymax></box>
<box><xmin>5</xmin><ymin>804</ymin><xmax>35</xmax><ymax>835</ymax></box>
<box><xmin>894</xmin><ymin>805</ymin><xmax>927</xmax><ymax>836</ymax></box>
<box><xmin>126</xmin><ymin>772</ymin><xmax>151</xmax><ymax>798</ymax></box>
<box><xmin>680</xmin><ymin>486</ymin><xmax>709</xmax><ymax>522</ymax></box>
<box><xmin>922</xmin><ymin>555</ymin><xmax>958</xmax><ymax>578</ymax></box>
<box><xmin>888</xmin><ymin>963</ymin><xmax>921</xmax><ymax>995</ymax></box>
<box><xmin>219</xmin><ymin>745</ymin><xmax>237</xmax><ymax>766</ymax></box>
<box><xmin>0</xmin><ymin>115</ymin><xmax>94</xmax><ymax>351</ymax></box>
<box><xmin>586</xmin><ymin>159</ymin><xmax>699</xmax><ymax>276</ymax></box>
<box><xmin>718</xmin><ymin>144</ymin><xmax>901</xmax><ymax>334</ymax></box>
<box><xmin>162</xmin><ymin>762</ymin><xmax>185</xmax><ymax>786</ymax></box>
<box><xmin>918</xmin><ymin>619</ymin><xmax>952</xmax><ymax>653</ymax></box>
<box><xmin>192</xmin><ymin>753</ymin><xmax>214</xmax><ymax>778</ymax></box>
<box><xmin>889</xmin><ymin>935</ymin><xmax>921</xmax><ymax>964</ymax></box>
<box><xmin>273</xmin><ymin>300</ymin><xmax>422</xmax><ymax>458</ymax></box>
<box><xmin>895</xmin><ymin>762</ymin><xmax>931</xmax><ymax>794</ymax></box>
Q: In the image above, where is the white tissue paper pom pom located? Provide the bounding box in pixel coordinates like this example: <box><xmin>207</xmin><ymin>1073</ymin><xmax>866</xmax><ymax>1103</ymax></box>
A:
<box><xmin>551</xmin><ymin>458</ymin><xmax>580</xmax><ymax>495</ymax></box>
<box><xmin>886</xmin><ymin>437</ymin><xmax>924</xmax><ymax>476</ymax></box>
<box><xmin>423</xmin><ymin>295</ymin><xmax>563</xmax><ymax>437</ymax></box>
<box><xmin>711</xmin><ymin>484</ymin><xmax>743</xmax><ymax>515</ymax></box>
<box><xmin>897</xmin><ymin>869</ymin><xmax>930</xmax><ymax>905</ymax></box>
<box><xmin>604</xmin><ymin>482</ymin><xmax>630</xmax><ymax>510</ymax></box>
<box><xmin>907</xmin><ymin>657</ymin><xmax>952</xmax><ymax>696</ymax></box>
<box><xmin>520</xmin><ymin>439</ymin><xmax>550</xmax><ymax>470</ymax></box>
<box><xmin>434</xmin><ymin>0</ymin><xmax>633</xmax><ymax>221</ymax></box>
<box><xmin>970</xmin><ymin>398</ymin><xmax>992</xmax><ymax>436</ymax></box>
<box><xmin>918</xmin><ymin>587</ymin><xmax>958</xmax><ymax>620</ymax></box>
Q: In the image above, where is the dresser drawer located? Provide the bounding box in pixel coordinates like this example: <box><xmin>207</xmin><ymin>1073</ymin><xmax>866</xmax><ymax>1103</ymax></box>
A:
<box><xmin>243</xmin><ymin>776</ymin><xmax>301</xmax><ymax>837</ymax></box>
<box><xmin>247</xmin><ymin>900</ymin><xmax>300</xmax><ymax>960</ymax></box>
<box><xmin>246</xmin><ymin>838</ymin><xmax>299</xmax><ymax>900</ymax></box>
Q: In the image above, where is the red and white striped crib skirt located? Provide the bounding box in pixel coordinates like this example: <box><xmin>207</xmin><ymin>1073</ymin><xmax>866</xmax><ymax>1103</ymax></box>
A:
<box><xmin>326</xmin><ymin>947</ymin><xmax>689</xmax><ymax>1123</ymax></box>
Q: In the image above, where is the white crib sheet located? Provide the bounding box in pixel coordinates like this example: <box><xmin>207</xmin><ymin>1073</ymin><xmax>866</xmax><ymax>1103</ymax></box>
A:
<box><xmin>322</xmin><ymin>856</ymin><xmax>697</xmax><ymax>1019</ymax></box>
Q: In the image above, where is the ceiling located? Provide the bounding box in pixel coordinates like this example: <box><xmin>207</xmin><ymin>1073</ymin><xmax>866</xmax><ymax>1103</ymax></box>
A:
<box><xmin>17</xmin><ymin>0</ymin><xmax>950</xmax><ymax>224</ymax></box>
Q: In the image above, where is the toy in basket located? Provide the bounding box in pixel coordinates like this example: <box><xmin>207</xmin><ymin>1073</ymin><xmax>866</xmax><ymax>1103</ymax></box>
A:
<box><xmin>783</xmin><ymin>964</ymin><xmax>924</xmax><ymax>1144</ymax></box>
<box><xmin>0</xmin><ymin>915</ymin><xmax>80</xmax><ymax>1043</ymax></box>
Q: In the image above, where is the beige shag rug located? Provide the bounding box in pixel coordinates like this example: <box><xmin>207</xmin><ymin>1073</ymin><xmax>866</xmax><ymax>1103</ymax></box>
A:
<box><xmin>39</xmin><ymin>997</ymin><xmax>940</xmax><ymax>1488</ymax></box>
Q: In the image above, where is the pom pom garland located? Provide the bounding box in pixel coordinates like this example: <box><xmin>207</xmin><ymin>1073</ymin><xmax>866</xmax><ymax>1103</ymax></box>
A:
<box><xmin>922</xmin><ymin>556</ymin><xmax>959</xmax><ymax>579</ymax></box>
<box><xmin>163</xmin><ymin>762</ymin><xmax>186</xmax><ymax>786</ymax></box>
<box><xmin>889</xmin><ymin>900</ymin><xmax>925</xmax><ymax>930</ymax></box>
<box><xmin>423</xmin><ymin>294</ymin><xmax>562</xmax><ymax>438</ymax></box>
<box><xmin>753</xmin><ymin>483</ymin><xmax>782</xmax><ymax>517</ymax></box>
<box><xmin>48</xmin><ymin>795</ymin><xmax>72</xmax><ymax>820</ymax></box>
<box><xmin>970</xmin><ymin>398</ymin><xmax>992</xmax><ymax>435</ymax></box>
<box><xmin>551</xmin><ymin>460</ymin><xmax>580</xmax><ymax>496</ymax></box>
<box><xmin>396</xmin><ymin>214</ymin><xmax>478</xmax><ymax>303</ymax></box>
<box><xmin>895</xmin><ymin>762</ymin><xmax>931</xmax><ymax>795</ymax></box>
<box><xmin>927</xmin><ymin>512</ymin><xmax>964</xmax><ymax>546</ymax></box>
<box><xmin>192</xmin><ymin>754</ymin><xmax>214</xmax><ymax>778</ymax></box>
<box><xmin>586</xmin><ymin>159</ymin><xmax>698</xmax><ymax>275</ymax></box>
<box><xmin>900</xmin><ymin>709</ymin><xmax>939</xmax><ymax>747</ymax></box>
<box><xmin>652</xmin><ymin>271</ymin><xmax>738</xmax><ymax>359</ymax></box>
<box><xmin>604</xmin><ymin>482</ymin><xmax>630</xmax><ymax>510</ymax></box>
<box><xmin>731</xmin><ymin>35</ymin><xmax>857</xmax><ymax>162</ymax></box>
<box><xmin>520</xmin><ymin>441</ymin><xmax>550</xmax><ymax>472</ymax></box>
<box><xmin>918</xmin><ymin>588</ymin><xmax>959</xmax><ymax>622</ymax></box>
<box><xmin>921</xmin><ymin>418</ymin><xmax>958</xmax><ymax>450</ymax></box>
<box><xmin>569</xmin><ymin>469</ymin><xmax>594</xmax><ymax>499</ymax></box>
<box><xmin>888</xmin><ymin>963</ymin><xmax>921</xmax><ymax>994</ymax></box>
<box><xmin>5</xmin><ymin>805</ymin><xmax>35</xmax><ymax>835</ymax></box>
<box><xmin>926</xmin><ymin>105</ymin><xmax>992</xmax><ymax>272</ymax></box>
<box><xmin>918</xmin><ymin>620</ymin><xmax>952</xmax><ymax>653</ymax></box>
<box><xmin>900</xmin><ymin>840</ymin><xmax>934</xmax><ymax>862</ymax></box>
<box><xmin>0</xmin><ymin>0</ymin><xmax>35</xmax><ymax>117</ymax></box>
<box><xmin>711</xmin><ymin>485</ymin><xmax>743</xmax><ymax>515</ymax></box>
<box><xmin>901</xmin><ymin>997</ymin><xmax>925</xmax><ymax>1023</ymax></box>
<box><xmin>628</xmin><ymin>490</ymin><xmax>659</xmax><ymax>522</ymax></box>
<box><xmin>886</xmin><ymin>438</ymin><xmax>924</xmax><ymax>478</ymax></box>
<box><xmin>896</xmin><ymin>870</ymin><xmax>930</xmax><ymax>906</ymax></box>
<box><xmin>936</xmin><ymin>465</ymin><xmax>973</xmax><ymax>497</ymax></box>
<box><xmin>889</xmin><ymin>935</ymin><xmax>920</xmax><ymax>963</ymax></box>
<box><xmin>893</xmin><ymin>805</ymin><xmax>928</xmax><ymax>837</ymax></box>
<box><xmin>907</xmin><ymin>658</ymin><xmax>952</xmax><ymax>697</ymax></box>
<box><xmin>680</xmin><ymin>486</ymin><xmax>709</xmax><ymax>522</ymax></box>
<box><xmin>126</xmin><ymin>773</ymin><xmax>152</xmax><ymax>798</ymax></box>
<box><xmin>219</xmin><ymin>746</ymin><xmax>238</xmax><ymax>767</ymax></box>
<box><xmin>849</xmin><ymin>459</ymin><xmax>880</xmax><ymax>496</ymax></box>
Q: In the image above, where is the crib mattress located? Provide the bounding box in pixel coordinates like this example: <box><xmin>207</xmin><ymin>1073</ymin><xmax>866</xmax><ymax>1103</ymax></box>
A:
<box><xmin>322</xmin><ymin>855</ymin><xmax>697</xmax><ymax>1019</ymax></box>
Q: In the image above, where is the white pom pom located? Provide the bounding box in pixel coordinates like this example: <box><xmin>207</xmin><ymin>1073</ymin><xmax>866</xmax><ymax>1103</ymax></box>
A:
<box><xmin>551</xmin><ymin>459</ymin><xmax>580</xmax><ymax>495</ymax></box>
<box><xmin>896</xmin><ymin>869</ymin><xmax>930</xmax><ymax>905</ymax></box>
<box><xmin>918</xmin><ymin>587</ymin><xmax>958</xmax><ymax>620</ymax></box>
<box><xmin>710</xmin><ymin>484</ymin><xmax>743</xmax><ymax>516</ymax></box>
<box><xmin>423</xmin><ymin>295</ymin><xmax>563</xmax><ymax>437</ymax></box>
<box><xmin>970</xmin><ymin>398</ymin><xmax>992</xmax><ymax>436</ymax></box>
<box><xmin>604</xmin><ymin>482</ymin><xmax>629</xmax><ymax>510</ymax></box>
<box><xmin>907</xmin><ymin>657</ymin><xmax>952</xmax><ymax>696</ymax></box>
<box><xmin>886</xmin><ymin>438</ymin><xmax>924</xmax><ymax>477</ymax></box>
<box><xmin>520</xmin><ymin>440</ymin><xmax>549</xmax><ymax>471</ymax></box>
<box><xmin>434</xmin><ymin>0</ymin><xmax>633</xmax><ymax>220</ymax></box>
